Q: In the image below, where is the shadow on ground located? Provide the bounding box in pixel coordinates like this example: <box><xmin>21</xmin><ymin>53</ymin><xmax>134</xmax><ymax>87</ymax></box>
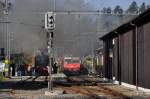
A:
<box><xmin>80</xmin><ymin>64</ymin><xmax>88</xmax><ymax>75</ymax></box>
<box><xmin>0</xmin><ymin>81</ymin><xmax>48</xmax><ymax>90</ymax></box>
<box><xmin>0</xmin><ymin>64</ymin><xmax>88</xmax><ymax>91</ymax></box>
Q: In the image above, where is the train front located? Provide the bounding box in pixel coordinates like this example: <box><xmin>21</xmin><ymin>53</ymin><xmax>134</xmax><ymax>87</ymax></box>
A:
<box><xmin>63</xmin><ymin>57</ymin><xmax>80</xmax><ymax>76</ymax></box>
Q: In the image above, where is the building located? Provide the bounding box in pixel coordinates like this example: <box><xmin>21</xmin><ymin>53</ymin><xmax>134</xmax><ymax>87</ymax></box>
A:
<box><xmin>100</xmin><ymin>8</ymin><xmax>150</xmax><ymax>91</ymax></box>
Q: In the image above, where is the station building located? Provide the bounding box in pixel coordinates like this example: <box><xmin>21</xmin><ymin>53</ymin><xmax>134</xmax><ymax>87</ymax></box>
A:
<box><xmin>100</xmin><ymin>8</ymin><xmax>150</xmax><ymax>91</ymax></box>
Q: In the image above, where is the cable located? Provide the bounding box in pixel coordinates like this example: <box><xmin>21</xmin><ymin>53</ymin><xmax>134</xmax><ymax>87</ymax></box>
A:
<box><xmin>0</xmin><ymin>20</ymin><xmax>44</xmax><ymax>28</ymax></box>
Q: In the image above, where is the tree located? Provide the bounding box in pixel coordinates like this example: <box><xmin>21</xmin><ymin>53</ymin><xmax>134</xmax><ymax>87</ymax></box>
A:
<box><xmin>102</xmin><ymin>7</ymin><xmax>107</xmax><ymax>14</ymax></box>
<box><xmin>106</xmin><ymin>7</ymin><xmax>112</xmax><ymax>14</ymax></box>
<box><xmin>114</xmin><ymin>5</ymin><xmax>123</xmax><ymax>15</ymax></box>
<box><xmin>140</xmin><ymin>2</ymin><xmax>146</xmax><ymax>13</ymax></box>
<box><xmin>127</xmin><ymin>1</ymin><xmax>139</xmax><ymax>14</ymax></box>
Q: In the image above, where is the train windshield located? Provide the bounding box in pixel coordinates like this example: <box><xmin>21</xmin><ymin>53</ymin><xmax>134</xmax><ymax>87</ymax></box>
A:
<box><xmin>64</xmin><ymin>59</ymin><xmax>72</xmax><ymax>64</ymax></box>
<box><xmin>72</xmin><ymin>60</ymin><xmax>80</xmax><ymax>63</ymax></box>
<box><xmin>64</xmin><ymin>58</ymin><xmax>80</xmax><ymax>64</ymax></box>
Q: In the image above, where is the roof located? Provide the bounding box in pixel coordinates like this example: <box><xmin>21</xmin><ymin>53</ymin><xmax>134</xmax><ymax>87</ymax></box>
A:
<box><xmin>100</xmin><ymin>8</ymin><xmax>150</xmax><ymax>41</ymax></box>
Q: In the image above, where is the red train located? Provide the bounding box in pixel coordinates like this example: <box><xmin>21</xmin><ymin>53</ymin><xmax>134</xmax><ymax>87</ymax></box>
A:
<box><xmin>62</xmin><ymin>57</ymin><xmax>81</xmax><ymax>75</ymax></box>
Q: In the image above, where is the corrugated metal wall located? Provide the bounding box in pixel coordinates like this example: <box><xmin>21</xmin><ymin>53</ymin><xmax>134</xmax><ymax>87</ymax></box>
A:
<box><xmin>137</xmin><ymin>26</ymin><xmax>145</xmax><ymax>88</ymax></box>
<box><xmin>138</xmin><ymin>23</ymin><xmax>150</xmax><ymax>89</ymax></box>
<box><xmin>104</xmin><ymin>22</ymin><xmax>150</xmax><ymax>89</ymax></box>
<box><xmin>111</xmin><ymin>30</ymin><xmax>134</xmax><ymax>85</ymax></box>
<box><xmin>120</xmin><ymin>30</ymin><xmax>134</xmax><ymax>85</ymax></box>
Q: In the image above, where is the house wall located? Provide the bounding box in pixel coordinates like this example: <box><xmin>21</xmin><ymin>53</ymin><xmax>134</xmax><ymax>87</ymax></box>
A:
<box><xmin>138</xmin><ymin>23</ymin><xmax>150</xmax><ymax>89</ymax></box>
<box><xmin>103</xmin><ymin>22</ymin><xmax>150</xmax><ymax>89</ymax></box>
<box><xmin>120</xmin><ymin>30</ymin><xmax>134</xmax><ymax>85</ymax></box>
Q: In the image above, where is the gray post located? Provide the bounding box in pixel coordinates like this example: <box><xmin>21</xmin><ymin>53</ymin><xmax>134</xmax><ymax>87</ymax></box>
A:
<box><xmin>47</xmin><ymin>31</ymin><xmax>53</xmax><ymax>91</ymax></box>
<box><xmin>130</xmin><ymin>23</ymin><xmax>138</xmax><ymax>90</ymax></box>
<box><xmin>135</xmin><ymin>26</ymin><xmax>138</xmax><ymax>90</ymax></box>
<box><xmin>4</xmin><ymin>0</ymin><xmax>10</xmax><ymax>77</ymax></box>
<box><xmin>45</xmin><ymin>11</ymin><xmax>55</xmax><ymax>92</ymax></box>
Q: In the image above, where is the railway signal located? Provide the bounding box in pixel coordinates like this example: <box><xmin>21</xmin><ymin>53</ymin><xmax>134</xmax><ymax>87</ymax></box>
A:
<box><xmin>45</xmin><ymin>12</ymin><xmax>55</xmax><ymax>92</ymax></box>
<box><xmin>45</xmin><ymin>12</ymin><xmax>55</xmax><ymax>30</ymax></box>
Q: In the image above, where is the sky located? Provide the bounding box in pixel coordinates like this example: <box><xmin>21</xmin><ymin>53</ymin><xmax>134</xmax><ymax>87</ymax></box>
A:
<box><xmin>86</xmin><ymin>0</ymin><xmax>150</xmax><ymax>10</ymax></box>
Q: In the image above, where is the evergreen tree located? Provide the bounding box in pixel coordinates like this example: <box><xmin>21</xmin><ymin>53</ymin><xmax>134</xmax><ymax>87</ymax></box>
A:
<box><xmin>114</xmin><ymin>5</ymin><xmax>123</xmax><ymax>14</ymax></box>
<box><xmin>102</xmin><ymin>7</ymin><xmax>107</xmax><ymax>14</ymax></box>
<box><xmin>107</xmin><ymin>7</ymin><xmax>112</xmax><ymax>14</ymax></box>
<box><xmin>140</xmin><ymin>2</ymin><xmax>146</xmax><ymax>13</ymax></box>
<box><xmin>127</xmin><ymin>1</ymin><xmax>139</xmax><ymax>14</ymax></box>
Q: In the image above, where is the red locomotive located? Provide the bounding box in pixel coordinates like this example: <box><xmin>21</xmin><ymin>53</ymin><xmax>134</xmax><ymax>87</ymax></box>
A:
<box><xmin>62</xmin><ymin>57</ymin><xmax>80</xmax><ymax>75</ymax></box>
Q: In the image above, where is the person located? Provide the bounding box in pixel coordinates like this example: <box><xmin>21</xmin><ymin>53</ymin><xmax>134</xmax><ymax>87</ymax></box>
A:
<box><xmin>0</xmin><ymin>61</ymin><xmax>5</xmax><ymax>77</ymax></box>
<box><xmin>4</xmin><ymin>57</ymin><xmax>9</xmax><ymax>77</ymax></box>
<box><xmin>27</xmin><ymin>64</ymin><xmax>31</xmax><ymax>76</ymax></box>
<box><xmin>53</xmin><ymin>63</ymin><xmax>57</xmax><ymax>74</ymax></box>
<box><xmin>10</xmin><ymin>62</ymin><xmax>15</xmax><ymax>76</ymax></box>
<box><xmin>17</xmin><ymin>65</ymin><xmax>21</xmax><ymax>76</ymax></box>
<box><xmin>17</xmin><ymin>64</ymin><xmax>25</xmax><ymax>76</ymax></box>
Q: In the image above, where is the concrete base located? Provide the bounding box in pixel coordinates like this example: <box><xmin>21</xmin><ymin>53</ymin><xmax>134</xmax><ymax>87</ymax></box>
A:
<box><xmin>45</xmin><ymin>89</ymin><xmax>65</xmax><ymax>96</ymax></box>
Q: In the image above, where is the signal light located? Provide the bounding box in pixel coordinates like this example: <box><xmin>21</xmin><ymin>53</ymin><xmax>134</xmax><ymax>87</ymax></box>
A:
<box><xmin>45</xmin><ymin>12</ymin><xmax>55</xmax><ymax>30</ymax></box>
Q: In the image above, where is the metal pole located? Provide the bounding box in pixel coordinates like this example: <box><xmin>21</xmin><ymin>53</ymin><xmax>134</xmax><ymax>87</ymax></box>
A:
<box><xmin>135</xmin><ymin>26</ymin><xmax>138</xmax><ymax>90</ymax></box>
<box><xmin>47</xmin><ymin>0</ymin><xmax>55</xmax><ymax>91</ymax></box>
<box><xmin>130</xmin><ymin>23</ymin><xmax>138</xmax><ymax>90</ymax></box>
<box><xmin>46</xmin><ymin>0</ymin><xmax>55</xmax><ymax>90</ymax></box>
<box><xmin>47</xmin><ymin>31</ymin><xmax>53</xmax><ymax>91</ymax></box>
<box><xmin>117</xmin><ymin>33</ymin><xmax>121</xmax><ymax>85</ymax></box>
<box><xmin>4</xmin><ymin>0</ymin><xmax>10</xmax><ymax>77</ymax></box>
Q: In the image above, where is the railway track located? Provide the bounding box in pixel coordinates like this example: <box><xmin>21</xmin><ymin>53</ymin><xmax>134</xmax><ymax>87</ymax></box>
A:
<box><xmin>55</xmin><ymin>76</ymin><xmax>131</xmax><ymax>99</ymax></box>
<box><xmin>56</xmin><ymin>84</ymin><xmax>131</xmax><ymax>99</ymax></box>
<box><xmin>9</xmin><ymin>75</ymin><xmax>131</xmax><ymax>99</ymax></box>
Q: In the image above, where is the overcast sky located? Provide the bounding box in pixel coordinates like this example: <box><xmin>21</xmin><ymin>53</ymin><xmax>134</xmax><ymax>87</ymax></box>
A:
<box><xmin>86</xmin><ymin>0</ymin><xmax>150</xmax><ymax>10</ymax></box>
